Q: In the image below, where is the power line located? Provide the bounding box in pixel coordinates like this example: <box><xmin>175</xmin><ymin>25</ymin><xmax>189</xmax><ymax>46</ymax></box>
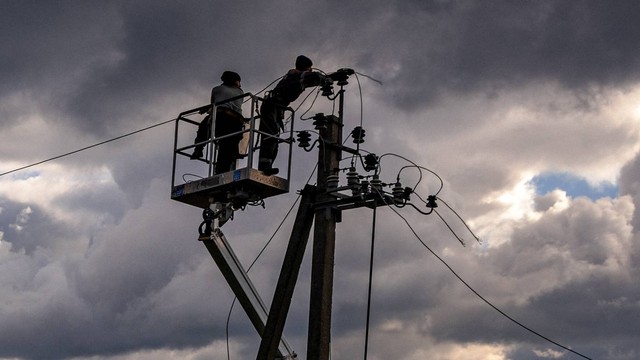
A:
<box><xmin>0</xmin><ymin>118</ymin><xmax>176</xmax><ymax>178</ymax></box>
<box><xmin>0</xmin><ymin>74</ymin><xmax>296</xmax><ymax>180</ymax></box>
<box><xmin>382</xmin><ymin>203</ymin><xmax>593</xmax><ymax>360</ymax></box>
<box><xmin>436</xmin><ymin>197</ymin><xmax>481</xmax><ymax>244</ymax></box>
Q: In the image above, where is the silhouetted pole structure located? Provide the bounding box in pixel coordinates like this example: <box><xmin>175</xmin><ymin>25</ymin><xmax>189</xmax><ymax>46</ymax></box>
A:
<box><xmin>308</xmin><ymin>92</ymin><xmax>344</xmax><ymax>360</ymax></box>
<box><xmin>256</xmin><ymin>80</ymin><xmax>350</xmax><ymax>359</ymax></box>
<box><xmin>257</xmin><ymin>185</ymin><xmax>316</xmax><ymax>359</ymax></box>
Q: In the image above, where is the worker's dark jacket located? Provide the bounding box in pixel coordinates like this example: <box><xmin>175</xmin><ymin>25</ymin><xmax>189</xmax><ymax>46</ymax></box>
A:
<box><xmin>269</xmin><ymin>69</ymin><xmax>324</xmax><ymax>106</ymax></box>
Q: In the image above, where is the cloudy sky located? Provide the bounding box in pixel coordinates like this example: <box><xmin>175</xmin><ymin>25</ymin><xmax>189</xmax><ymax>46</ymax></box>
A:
<box><xmin>2</xmin><ymin>1</ymin><xmax>640</xmax><ymax>359</ymax></box>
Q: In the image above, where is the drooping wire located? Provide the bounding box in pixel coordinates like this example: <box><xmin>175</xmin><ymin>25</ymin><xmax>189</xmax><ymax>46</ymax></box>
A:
<box><xmin>380</xmin><ymin>202</ymin><xmax>593</xmax><ymax>360</ymax></box>
<box><xmin>0</xmin><ymin>69</ymin><xmax>371</xmax><ymax>179</ymax></box>
<box><xmin>348</xmin><ymin>149</ymin><xmax>469</xmax><ymax>248</ymax></box>
<box><xmin>433</xmin><ymin>209</ymin><xmax>466</xmax><ymax>246</ymax></box>
<box><xmin>182</xmin><ymin>173</ymin><xmax>204</xmax><ymax>182</ymax></box>
<box><xmin>378</xmin><ymin>152</ymin><xmax>444</xmax><ymax>195</ymax></box>
<box><xmin>354</xmin><ymin>72</ymin><xmax>364</xmax><ymax>129</ymax></box>
<box><xmin>298</xmin><ymin>88</ymin><xmax>323</xmax><ymax>121</ymax></box>
<box><xmin>252</xmin><ymin>75</ymin><xmax>285</xmax><ymax>98</ymax></box>
<box><xmin>355</xmin><ymin>71</ymin><xmax>383</xmax><ymax>86</ymax></box>
<box><xmin>399</xmin><ymin>164</ymin><xmax>445</xmax><ymax>196</ymax></box>
<box><xmin>378</xmin><ymin>153</ymin><xmax>478</xmax><ymax>246</ymax></box>
<box><xmin>408</xmin><ymin>191</ymin><xmax>465</xmax><ymax>246</ymax></box>
<box><xmin>436</xmin><ymin>197</ymin><xmax>481</xmax><ymax>244</ymax></box>
<box><xmin>0</xmin><ymin>117</ymin><xmax>175</xmax><ymax>178</ymax></box>
<box><xmin>225</xmin><ymin>296</ymin><xmax>235</xmax><ymax>360</ymax></box>
<box><xmin>249</xmin><ymin>73</ymin><xmax>295</xmax><ymax>130</ymax></box>
<box><xmin>353</xmin><ymin>70</ymin><xmax>381</xmax><ymax>154</ymax></box>
<box><xmin>0</xmin><ymin>75</ymin><xmax>288</xmax><ymax>179</ymax></box>
<box><xmin>224</xmin><ymin>191</ymin><xmax>302</xmax><ymax>360</ymax></box>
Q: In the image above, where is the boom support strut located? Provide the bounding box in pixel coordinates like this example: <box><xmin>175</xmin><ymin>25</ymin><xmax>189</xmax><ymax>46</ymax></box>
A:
<box><xmin>202</xmin><ymin>229</ymin><xmax>296</xmax><ymax>359</ymax></box>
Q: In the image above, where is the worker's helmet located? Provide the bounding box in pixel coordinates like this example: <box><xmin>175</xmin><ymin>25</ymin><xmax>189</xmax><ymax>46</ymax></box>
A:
<box><xmin>221</xmin><ymin>71</ymin><xmax>241</xmax><ymax>85</ymax></box>
<box><xmin>295</xmin><ymin>55</ymin><xmax>313</xmax><ymax>71</ymax></box>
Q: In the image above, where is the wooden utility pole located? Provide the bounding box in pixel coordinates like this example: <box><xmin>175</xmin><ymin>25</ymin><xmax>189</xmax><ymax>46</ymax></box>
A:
<box><xmin>258</xmin><ymin>110</ymin><xmax>343</xmax><ymax>360</ymax></box>
<box><xmin>308</xmin><ymin>105</ymin><xmax>344</xmax><ymax>358</ymax></box>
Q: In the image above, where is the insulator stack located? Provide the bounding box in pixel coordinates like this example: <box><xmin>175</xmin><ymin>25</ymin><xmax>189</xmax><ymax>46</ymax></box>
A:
<box><xmin>392</xmin><ymin>182</ymin><xmax>404</xmax><ymax>202</ymax></box>
<box><xmin>346</xmin><ymin>168</ymin><xmax>360</xmax><ymax>195</ymax></box>
<box><xmin>321</xmin><ymin>82</ymin><xmax>334</xmax><ymax>97</ymax></box>
<box><xmin>370</xmin><ymin>175</ymin><xmax>383</xmax><ymax>192</ymax></box>
<box><xmin>360</xmin><ymin>180</ymin><xmax>370</xmax><ymax>195</ymax></box>
<box><xmin>426</xmin><ymin>195</ymin><xmax>438</xmax><ymax>208</ymax></box>
<box><xmin>403</xmin><ymin>186</ymin><xmax>412</xmax><ymax>201</ymax></box>
<box><xmin>297</xmin><ymin>131</ymin><xmax>312</xmax><ymax>148</ymax></box>
<box><xmin>313</xmin><ymin>113</ymin><xmax>327</xmax><ymax>130</ymax></box>
<box><xmin>352</xmin><ymin>126</ymin><xmax>365</xmax><ymax>144</ymax></box>
<box><xmin>346</xmin><ymin>168</ymin><xmax>359</xmax><ymax>186</ymax></box>
<box><xmin>326</xmin><ymin>174</ymin><xmax>340</xmax><ymax>190</ymax></box>
<box><xmin>364</xmin><ymin>153</ymin><xmax>378</xmax><ymax>172</ymax></box>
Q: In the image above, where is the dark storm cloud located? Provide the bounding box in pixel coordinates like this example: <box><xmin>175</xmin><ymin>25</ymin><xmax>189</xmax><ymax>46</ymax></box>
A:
<box><xmin>333</xmin><ymin>0</ymin><xmax>640</xmax><ymax>109</ymax></box>
<box><xmin>0</xmin><ymin>2</ymin><xmax>123</xmax><ymax>129</ymax></box>
<box><xmin>0</xmin><ymin>184</ymin><xmax>234</xmax><ymax>359</ymax></box>
<box><xmin>0</xmin><ymin>197</ymin><xmax>72</xmax><ymax>254</ymax></box>
<box><xmin>418</xmin><ymin>193</ymin><xmax>637</xmax><ymax>357</ymax></box>
<box><xmin>4</xmin><ymin>1</ymin><xmax>640</xmax><ymax>135</ymax></box>
<box><xmin>0</xmin><ymin>2</ymin><xmax>120</xmax><ymax>93</ymax></box>
<box><xmin>1</xmin><ymin>1</ymin><xmax>313</xmax><ymax>136</ymax></box>
<box><xmin>61</xmin><ymin>2</ymin><xmax>223</xmax><ymax>135</ymax></box>
<box><xmin>524</xmin><ymin>277</ymin><xmax>640</xmax><ymax>359</ymax></box>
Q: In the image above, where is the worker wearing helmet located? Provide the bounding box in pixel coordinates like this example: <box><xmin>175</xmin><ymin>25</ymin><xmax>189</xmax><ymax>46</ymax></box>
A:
<box><xmin>258</xmin><ymin>55</ymin><xmax>325</xmax><ymax>175</ymax></box>
<box><xmin>191</xmin><ymin>71</ymin><xmax>244</xmax><ymax>174</ymax></box>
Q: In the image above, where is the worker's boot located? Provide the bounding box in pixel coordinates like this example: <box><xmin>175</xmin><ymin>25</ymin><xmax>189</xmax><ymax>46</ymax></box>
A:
<box><xmin>258</xmin><ymin>159</ymin><xmax>278</xmax><ymax>175</ymax></box>
<box><xmin>262</xmin><ymin>168</ymin><xmax>279</xmax><ymax>175</ymax></box>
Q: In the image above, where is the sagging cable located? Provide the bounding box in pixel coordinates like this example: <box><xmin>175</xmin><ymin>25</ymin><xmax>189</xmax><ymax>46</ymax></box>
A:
<box><xmin>437</xmin><ymin>196</ymin><xmax>481</xmax><ymax>244</ymax></box>
<box><xmin>434</xmin><ymin>209</ymin><xmax>466</xmax><ymax>247</ymax></box>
